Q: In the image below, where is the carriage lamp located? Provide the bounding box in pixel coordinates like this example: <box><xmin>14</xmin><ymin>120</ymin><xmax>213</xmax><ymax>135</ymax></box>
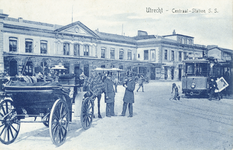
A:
<box><xmin>191</xmin><ymin>82</ymin><xmax>196</xmax><ymax>89</ymax></box>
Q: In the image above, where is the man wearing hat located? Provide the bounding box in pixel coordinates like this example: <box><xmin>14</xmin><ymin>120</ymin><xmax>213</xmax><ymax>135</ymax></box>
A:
<box><xmin>121</xmin><ymin>72</ymin><xmax>136</xmax><ymax>117</ymax></box>
<box><xmin>104</xmin><ymin>72</ymin><xmax>116</xmax><ymax>117</ymax></box>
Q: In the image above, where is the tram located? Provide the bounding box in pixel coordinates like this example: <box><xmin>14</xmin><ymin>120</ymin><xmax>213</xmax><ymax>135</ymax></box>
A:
<box><xmin>182</xmin><ymin>57</ymin><xmax>230</xmax><ymax>97</ymax></box>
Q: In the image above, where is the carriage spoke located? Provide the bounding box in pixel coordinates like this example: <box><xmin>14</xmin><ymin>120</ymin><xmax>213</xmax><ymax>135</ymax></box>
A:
<box><xmin>10</xmin><ymin>124</ymin><xmax>17</xmax><ymax>133</ymax></box>
<box><xmin>61</xmin><ymin>112</ymin><xmax>68</xmax><ymax>119</ymax></box>
<box><xmin>59</xmin><ymin>103</ymin><xmax>63</xmax><ymax>117</ymax></box>
<box><xmin>9</xmin><ymin>126</ymin><xmax>14</xmax><ymax>139</ymax></box>
<box><xmin>5</xmin><ymin>102</ymin><xmax>8</xmax><ymax>114</ymax></box>
<box><xmin>0</xmin><ymin>124</ymin><xmax>4</xmax><ymax>128</ymax></box>
<box><xmin>0</xmin><ymin>125</ymin><xmax>6</xmax><ymax>136</ymax></box>
<box><xmin>1</xmin><ymin>105</ymin><xmax>6</xmax><ymax>115</ymax></box>
<box><xmin>3</xmin><ymin>125</ymin><xmax>7</xmax><ymax>142</ymax></box>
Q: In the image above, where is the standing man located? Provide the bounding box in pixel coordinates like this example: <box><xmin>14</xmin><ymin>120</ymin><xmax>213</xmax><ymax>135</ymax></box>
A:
<box><xmin>121</xmin><ymin>72</ymin><xmax>136</xmax><ymax>117</ymax></box>
<box><xmin>136</xmin><ymin>75</ymin><xmax>144</xmax><ymax>92</ymax></box>
<box><xmin>104</xmin><ymin>72</ymin><xmax>115</xmax><ymax>117</ymax></box>
<box><xmin>73</xmin><ymin>67</ymin><xmax>83</xmax><ymax>103</ymax></box>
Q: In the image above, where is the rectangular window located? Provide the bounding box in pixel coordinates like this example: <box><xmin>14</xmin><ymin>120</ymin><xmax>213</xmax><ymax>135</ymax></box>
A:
<box><xmin>74</xmin><ymin>44</ymin><xmax>80</xmax><ymax>56</ymax></box>
<box><xmin>144</xmin><ymin>50</ymin><xmax>148</xmax><ymax>60</ymax></box>
<box><xmin>101</xmin><ymin>47</ymin><xmax>106</xmax><ymax>58</ymax></box>
<box><xmin>127</xmin><ymin>50</ymin><xmax>132</xmax><ymax>60</ymax></box>
<box><xmin>151</xmin><ymin>49</ymin><xmax>155</xmax><ymax>61</ymax></box>
<box><xmin>184</xmin><ymin>52</ymin><xmax>187</xmax><ymax>60</ymax></box>
<box><xmin>84</xmin><ymin>45</ymin><xmax>89</xmax><ymax>56</ymax></box>
<box><xmin>171</xmin><ymin>50</ymin><xmax>174</xmax><ymax>61</ymax></box>
<box><xmin>179</xmin><ymin>51</ymin><xmax>182</xmax><ymax>61</ymax></box>
<box><xmin>40</xmin><ymin>40</ymin><xmax>47</xmax><ymax>54</ymax></box>
<box><xmin>119</xmin><ymin>49</ymin><xmax>124</xmax><ymax>60</ymax></box>
<box><xmin>63</xmin><ymin>43</ymin><xmax>70</xmax><ymax>55</ymax></box>
<box><xmin>9</xmin><ymin>37</ymin><xmax>17</xmax><ymax>52</ymax></box>
<box><xmin>110</xmin><ymin>48</ymin><xmax>115</xmax><ymax>59</ymax></box>
<box><xmin>25</xmin><ymin>39</ymin><xmax>33</xmax><ymax>53</ymax></box>
<box><xmin>164</xmin><ymin>50</ymin><xmax>167</xmax><ymax>60</ymax></box>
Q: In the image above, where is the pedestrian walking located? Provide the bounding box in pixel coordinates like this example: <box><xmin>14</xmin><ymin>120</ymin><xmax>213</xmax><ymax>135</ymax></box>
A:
<box><xmin>171</xmin><ymin>83</ymin><xmax>180</xmax><ymax>100</ymax></box>
<box><xmin>208</xmin><ymin>77</ymin><xmax>220</xmax><ymax>100</ymax></box>
<box><xmin>121</xmin><ymin>72</ymin><xmax>136</xmax><ymax>117</ymax></box>
<box><xmin>136</xmin><ymin>75</ymin><xmax>144</xmax><ymax>92</ymax></box>
<box><xmin>104</xmin><ymin>73</ymin><xmax>116</xmax><ymax>117</ymax></box>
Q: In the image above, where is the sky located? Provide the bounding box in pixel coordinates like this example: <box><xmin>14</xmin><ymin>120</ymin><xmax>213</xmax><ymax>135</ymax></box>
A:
<box><xmin>0</xmin><ymin>0</ymin><xmax>232</xmax><ymax>49</ymax></box>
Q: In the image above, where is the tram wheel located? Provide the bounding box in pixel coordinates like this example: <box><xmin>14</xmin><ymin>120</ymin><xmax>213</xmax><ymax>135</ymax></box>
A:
<box><xmin>49</xmin><ymin>99</ymin><xmax>69</xmax><ymax>147</ymax></box>
<box><xmin>80</xmin><ymin>97</ymin><xmax>94</xmax><ymax>130</ymax></box>
<box><xmin>0</xmin><ymin>99</ymin><xmax>20</xmax><ymax>145</ymax></box>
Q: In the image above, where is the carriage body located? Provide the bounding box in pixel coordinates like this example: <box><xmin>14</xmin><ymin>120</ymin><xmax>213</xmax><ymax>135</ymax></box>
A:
<box><xmin>0</xmin><ymin>78</ymin><xmax>93</xmax><ymax>146</ymax></box>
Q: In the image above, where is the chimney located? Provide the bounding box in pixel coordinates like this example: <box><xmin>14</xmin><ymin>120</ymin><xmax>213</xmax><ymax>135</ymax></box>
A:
<box><xmin>0</xmin><ymin>9</ymin><xmax>3</xmax><ymax>14</ymax></box>
<box><xmin>18</xmin><ymin>17</ymin><xmax>23</xmax><ymax>22</ymax></box>
<box><xmin>137</xmin><ymin>30</ymin><xmax>148</xmax><ymax>36</ymax></box>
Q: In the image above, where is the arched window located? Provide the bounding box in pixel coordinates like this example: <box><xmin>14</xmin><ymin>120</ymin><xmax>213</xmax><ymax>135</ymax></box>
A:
<box><xmin>40</xmin><ymin>40</ymin><xmax>47</xmax><ymax>54</ymax></box>
<box><xmin>25</xmin><ymin>39</ymin><xmax>33</xmax><ymax>53</ymax></box>
<box><xmin>119</xmin><ymin>49</ymin><xmax>124</xmax><ymax>60</ymax></box>
<box><xmin>74</xmin><ymin>43</ymin><xmax>80</xmax><ymax>56</ymax></box>
<box><xmin>84</xmin><ymin>45</ymin><xmax>89</xmax><ymax>56</ymax></box>
<box><xmin>9</xmin><ymin>37</ymin><xmax>17</xmax><ymax>52</ymax></box>
<box><xmin>63</xmin><ymin>43</ymin><xmax>70</xmax><ymax>55</ymax></box>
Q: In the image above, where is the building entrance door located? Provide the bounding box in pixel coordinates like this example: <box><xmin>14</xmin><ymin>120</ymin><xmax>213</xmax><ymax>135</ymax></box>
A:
<box><xmin>179</xmin><ymin>68</ymin><xmax>182</xmax><ymax>81</ymax></box>
<box><xmin>150</xmin><ymin>67</ymin><xmax>155</xmax><ymax>80</ymax></box>
<box><xmin>9</xmin><ymin>60</ymin><xmax>17</xmax><ymax>76</ymax></box>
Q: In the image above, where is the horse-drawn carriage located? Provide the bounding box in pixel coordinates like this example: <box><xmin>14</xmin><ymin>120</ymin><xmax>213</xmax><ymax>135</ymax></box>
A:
<box><xmin>0</xmin><ymin>73</ymin><xmax>94</xmax><ymax>146</ymax></box>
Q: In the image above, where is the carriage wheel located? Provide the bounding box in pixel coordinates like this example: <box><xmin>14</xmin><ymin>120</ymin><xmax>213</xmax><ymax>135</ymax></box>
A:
<box><xmin>80</xmin><ymin>97</ymin><xmax>94</xmax><ymax>130</ymax></box>
<box><xmin>0</xmin><ymin>99</ymin><xmax>20</xmax><ymax>145</ymax></box>
<box><xmin>49</xmin><ymin>99</ymin><xmax>69</xmax><ymax>147</ymax></box>
<box><xmin>42</xmin><ymin>113</ymin><xmax>50</xmax><ymax>127</ymax></box>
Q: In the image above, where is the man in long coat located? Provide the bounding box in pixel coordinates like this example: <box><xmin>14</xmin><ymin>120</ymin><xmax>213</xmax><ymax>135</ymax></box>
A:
<box><xmin>121</xmin><ymin>73</ymin><xmax>136</xmax><ymax>117</ymax></box>
<box><xmin>104</xmin><ymin>73</ymin><xmax>115</xmax><ymax>117</ymax></box>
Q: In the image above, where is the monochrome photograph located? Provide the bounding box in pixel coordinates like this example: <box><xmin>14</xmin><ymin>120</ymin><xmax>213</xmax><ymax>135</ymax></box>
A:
<box><xmin>0</xmin><ymin>0</ymin><xmax>232</xmax><ymax>149</ymax></box>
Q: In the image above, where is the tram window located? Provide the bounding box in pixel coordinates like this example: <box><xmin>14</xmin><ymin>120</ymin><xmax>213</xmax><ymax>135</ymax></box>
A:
<box><xmin>196</xmin><ymin>63</ymin><xmax>208</xmax><ymax>76</ymax></box>
<box><xmin>186</xmin><ymin>63</ymin><xmax>194</xmax><ymax>75</ymax></box>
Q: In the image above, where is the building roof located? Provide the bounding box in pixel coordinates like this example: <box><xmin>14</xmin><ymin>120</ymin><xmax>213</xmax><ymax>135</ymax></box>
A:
<box><xmin>163</xmin><ymin>34</ymin><xmax>194</xmax><ymax>38</ymax></box>
<box><xmin>95</xmin><ymin>31</ymin><xmax>136</xmax><ymax>44</ymax></box>
<box><xmin>133</xmin><ymin>35</ymin><xmax>156</xmax><ymax>40</ymax></box>
<box><xmin>208</xmin><ymin>46</ymin><xmax>233</xmax><ymax>54</ymax></box>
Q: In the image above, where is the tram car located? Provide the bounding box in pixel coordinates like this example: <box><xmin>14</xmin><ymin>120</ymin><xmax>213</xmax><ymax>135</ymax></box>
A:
<box><xmin>182</xmin><ymin>57</ymin><xmax>230</xmax><ymax>97</ymax></box>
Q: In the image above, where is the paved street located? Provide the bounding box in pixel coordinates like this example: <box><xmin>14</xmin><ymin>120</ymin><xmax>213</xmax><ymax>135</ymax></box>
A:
<box><xmin>1</xmin><ymin>81</ymin><xmax>233</xmax><ymax>150</ymax></box>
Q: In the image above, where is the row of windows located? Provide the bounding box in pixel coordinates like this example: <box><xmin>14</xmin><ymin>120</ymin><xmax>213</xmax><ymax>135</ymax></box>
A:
<box><xmin>9</xmin><ymin>37</ymin><xmax>90</xmax><ymax>56</ymax></box>
<box><xmin>164</xmin><ymin>50</ymin><xmax>188</xmax><ymax>61</ymax></box>
<box><xmin>100</xmin><ymin>47</ymin><xmax>132</xmax><ymax>60</ymax></box>
<box><xmin>9</xmin><ymin>37</ymin><xmax>133</xmax><ymax>60</ymax></box>
<box><xmin>141</xmin><ymin>49</ymin><xmax>156</xmax><ymax>60</ymax></box>
<box><xmin>177</xmin><ymin>37</ymin><xmax>193</xmax><ymax>45</ymax></box>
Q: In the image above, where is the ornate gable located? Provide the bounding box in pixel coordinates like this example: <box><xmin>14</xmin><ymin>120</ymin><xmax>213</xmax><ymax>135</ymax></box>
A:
<box><xmin>54</xmin><ymin>21</ymin><xmax>99</xmax><ymax>38</ymax></box>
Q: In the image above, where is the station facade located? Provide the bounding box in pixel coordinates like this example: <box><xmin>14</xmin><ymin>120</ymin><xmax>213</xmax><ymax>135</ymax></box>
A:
<box><xmin>0</xmin><ymin>10</ymin><xmax>221</xmax><ymax>81</ymax></box>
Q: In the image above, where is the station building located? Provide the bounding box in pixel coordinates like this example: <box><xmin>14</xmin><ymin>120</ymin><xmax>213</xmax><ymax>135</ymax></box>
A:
<box><xmin>0</xmin><ymin>10</ymin><xmax>217</xmax><ymax>81</ymax></box>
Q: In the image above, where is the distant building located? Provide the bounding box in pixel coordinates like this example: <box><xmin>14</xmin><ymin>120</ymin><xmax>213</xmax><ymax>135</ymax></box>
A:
<box><xmin>1</xmin><ymin>10</ymin><xmax>228</xmax><ymax>82</ymax></box>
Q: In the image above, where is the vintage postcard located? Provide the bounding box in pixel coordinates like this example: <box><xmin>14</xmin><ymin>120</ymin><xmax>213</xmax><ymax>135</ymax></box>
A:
<box><xmin>0</xmin><ymin>0</ymin><xmax>232</xmax><ymax>150</ymax></box>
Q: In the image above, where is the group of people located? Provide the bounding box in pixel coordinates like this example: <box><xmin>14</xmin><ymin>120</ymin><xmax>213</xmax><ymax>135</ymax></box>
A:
<box><xmin>81</xmin><ymin>70</ymin><xmax>136</xmax><ymax>118</ymax></box>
